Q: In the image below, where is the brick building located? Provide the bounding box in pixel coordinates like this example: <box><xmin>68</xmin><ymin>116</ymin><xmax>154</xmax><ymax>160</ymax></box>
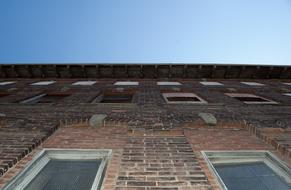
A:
<box><xmin>0</xmin><ymin>64</ymin><xmax>291</xmax><ymax>190</ymax></box>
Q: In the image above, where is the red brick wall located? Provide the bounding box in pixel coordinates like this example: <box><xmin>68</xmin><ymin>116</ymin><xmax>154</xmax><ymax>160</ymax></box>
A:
<box><xmin>1</xmin><ymin>125</ymin><xmax>287</xmax><ymax>190</ymax></box>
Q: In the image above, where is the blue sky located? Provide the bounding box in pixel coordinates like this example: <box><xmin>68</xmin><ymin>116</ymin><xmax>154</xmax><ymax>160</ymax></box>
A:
<box><xmin>0</xmin><ymin>0</ymin><xmax>291</xmax><ymax>65</ymax></box>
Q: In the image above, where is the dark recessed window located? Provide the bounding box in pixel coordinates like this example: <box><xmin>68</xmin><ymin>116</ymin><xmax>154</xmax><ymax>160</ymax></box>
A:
<box><xmin>20</xmin><ymin>94</ymin><xmax>69</xmax><ymax>104</ymax></box>
<box><xmin>225</xmin><ymin>93</ymin><xmax>278</xmax><ymax>104</ymax></box>
<box><xmin>0</xmin><ymin>93</ymin><xmax>9</xmax><ymax>98</ymax></box>
<box><xmin>100</xmin><ymin>94</ymin><xmax>132</xmax><ymax>103</ymax></box>
<box><xmin>167</xmin><ymin>96</ymin><xmax>200</xmax><ymax>102</ymax></box>
<box><xmin>2</xmin><ymin>149</ymin><xmax>111</xmax><ymax>190</ymax></box>
<box><xmin>91</xmin><ymin>93</ymin><xmax>133</xmax><ymax>104</ymax></box>
<box><xmin>215</xmin><ymin>162</ymin><xmax>290</xmax><ymax>190</ymax></box>
<box><xmin>36</xmin><ymin>95</ymin><xmax>69</xmax><ymax>104</ymax></box>
<box><xmin>24</xmin><ymin>160</ymin><xmax>101</xmax><ymax>190</ymax></box>
<box><xmin>163</xmin><ymin>92</ymin><xmax>207</xmax><ymax>104</ymax></box>
<box><xmin>234</xmin><ymin>96</ymin><xmax>270</xmax><ymax>102</ymax></box>
<box><xmin>203</xmin><ymin>151</ymin><xmax>291</xmax><ymax>190</ymax></box>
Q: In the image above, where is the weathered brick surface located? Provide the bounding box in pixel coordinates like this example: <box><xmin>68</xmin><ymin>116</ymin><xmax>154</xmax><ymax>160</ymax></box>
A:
<box><xmin>184</xmin><ymin>128</ymin><xmax>276</xmax><ymax>190</ymax></box>
<box><xmin>0</xmin><ymin>119</ymin><xmax>57</xmax><ymax>176</ymax></box>
<box><xmin>116</xmin><ymin>137</ymin><xmax>211</xmax><ymax>190</ymax></box>
<box><xmin>1</xmin><ymin>125</ymin><xmax>288</xmax><ymax>190</ymax></box>
<box><xmin>184</xmin><ymin>128</ymin><xmax>271</xmax><ymax>151</ymax></box>
<box><xmin>0</xmin><ymin>79</ymin><xmax>290</xmax><ymax>188</ymax></box>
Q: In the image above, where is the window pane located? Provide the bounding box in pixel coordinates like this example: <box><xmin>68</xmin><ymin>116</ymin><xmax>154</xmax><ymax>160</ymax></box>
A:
<box><xmin>215</xmin><ymin>162</ymin><xmax>290</xmax><ymax>190</ymax></box>
<box><xmin>24</xmin><ymin>159</ymin><xmax>101</xmax><ymax>190</ymax></box>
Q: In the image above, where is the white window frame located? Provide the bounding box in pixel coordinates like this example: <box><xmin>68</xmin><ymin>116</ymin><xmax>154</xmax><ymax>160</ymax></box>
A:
<box><xmin>72</xmin><ymin>81</ymin><xmax>97</xmax><ymax>86</ymax></box>
<box><xmin>30</xmin><ymin>81</ymin><xmax>56</xmax><ymax>86</ymax></box>
<box><xmin>241</xmin><ymin>82</ymin><xmax>265</xmax><ymax>86</ymax></box>
<box><xmin>157</xmin><ymin>81</ymin><xmax>182</xmax><ymax>86</ymax></box>
<box><xmin>162</xmin><ymin>92</ymin><xmax>207</xmax><ymax>104</ymax></box>
<box><xmin>113</xmin><ymin>81</ymin><xmax>139</xmax><ymax>86</ymax></box>
<box><xmin>202</xmin><ymin>151</ymin><xmax>291</xmax><ymax>190</ymax></box>
<box><xmin>0</xmin><ymin>81</ymin><xmax>16</xmax><ymax>86</ymax></box>
<box><xmin>200</xmin><ymin>82</ymin><xmax>224</xmax><ymax>86</ymax></box>
<box><xmin>225</xmin><ymin>93</ymin><xmax>278</xmax><ymax>104</ymax></box>
<box><xmin>2</xmin><ymin>149</ymin><xmax>111</xmax><ymax>190</ymax></box>
<box><xmin>19</xmin><ymin>94</ymin><xmax>47</xmax><ymax>104</ymax></box>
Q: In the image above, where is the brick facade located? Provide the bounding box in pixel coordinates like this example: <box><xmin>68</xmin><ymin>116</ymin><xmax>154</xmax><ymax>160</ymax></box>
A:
<box><xmin>0</xmin><ymin>78</ymin><xmax>291</xmax><ymax>189</ymax></box>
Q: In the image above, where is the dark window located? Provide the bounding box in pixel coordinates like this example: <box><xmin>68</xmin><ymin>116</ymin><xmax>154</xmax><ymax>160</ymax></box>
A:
<box><xmin>36</xmin><ymin>95</ymin><xmax>68</xmax><ymax>103</ymax></box>
<box><xmin>215</xmin><ymin>162</ymin><xmax>290</xmax><ymax>190</ymax></box>
<box><xmin>100</xmin><ymin>94</ymin><xmax>132</xmax><ymax>103</ymax></box>
<box><xmin>22</xmin><ymin>94</ymin><xmax>69</xmax><ymax>104</ymax></box>
<box><xmin>24</xmin><ymin>159</ymin><xmax>102</xmax><ymax>190</ymax></box>
<box><xmin>234</xmin><ymin>96</ymin><xmax>270</xmax><ymax>102</ymax></box>
<box><xmin>0</xmin><ymin>93</ymin><xmax>9</xmax><ymax>98</ymax></box>
<box><xmin>167</xmin><ymin>96</ymin><xmax>200</xmax><ymax>102</ymax></box>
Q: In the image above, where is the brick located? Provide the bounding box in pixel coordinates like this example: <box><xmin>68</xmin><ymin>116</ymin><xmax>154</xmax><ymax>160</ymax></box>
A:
<box><xmin>0</xmin><ymin>78</ymin><xmax>291</xmax><ymax>190</ymax></box>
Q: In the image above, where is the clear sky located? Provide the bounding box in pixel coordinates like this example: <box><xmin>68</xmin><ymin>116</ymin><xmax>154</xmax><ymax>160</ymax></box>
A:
<box><xmin>0</xmin><ymin>0</ymin><xmax>291</xmax><ymax>65</ymax></box>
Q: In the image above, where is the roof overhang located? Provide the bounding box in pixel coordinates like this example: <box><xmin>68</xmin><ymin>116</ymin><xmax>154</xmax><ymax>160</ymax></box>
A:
<box><xmin>0</xmin><ymin>64</ymin><xmax>290</xmax><ymax>79</ymax></box>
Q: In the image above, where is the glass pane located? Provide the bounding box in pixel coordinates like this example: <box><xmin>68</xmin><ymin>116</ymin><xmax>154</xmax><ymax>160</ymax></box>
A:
<box><xmin>215</xmin><ymin>162</ymin><xmax>291</xmax><ymax>190</ymax></box>
<box><xmin>24</xmin><ymin>159</ymin><xmax>102</xmax><ymax>190</ymax></box>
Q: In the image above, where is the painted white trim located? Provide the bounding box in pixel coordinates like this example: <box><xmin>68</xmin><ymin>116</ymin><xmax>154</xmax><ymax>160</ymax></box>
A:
<box><xmin>72</xmin><ymin>81</ymin><xmax>97</xmax><ymax>86</ymax></box>
<box><xmin>0</xmin><ymin>81</ymin><xmax>16</xmax><ymax>86</ymax></box>
<box><xmin>200</xmin><ymin>82</ymin><xmax>224</xmax><ymax>86</ymax></box>
<box><xmin>30</xmin><ymin>81</ymin><xmax>56</xmax><ymax>86</ymax></box>
<box><xmin>19</xmin><ymin>94</ymin><xmax>47</xmax><ymax>104</ymax></box>
<box><xmin>202</xmin><ymin>151</ymin><xmax>291</xmax><ymax>190</ymax></box>
<box><xmin>162</xmin><ymin>92</ymin><xmax>207</xmax><ymax>104</ymax></box>
<box><xmin>241</xmin><ymin>82</ymin><xmax>265</xmax><ymax>86</ymax></box>
<box><xmin>2</xmin><ymin>149</ymin><xmax>111</xmax><ymax>190</ymax></box>
<box><xmin>157</xmin><ymin>82</ymin><xmax>182</xmax><ymax>86</ymax></box>
<box><xmin>114</xmin><ymin>81</ymin><xmax>139</xmax><ymax>86</ymax></box>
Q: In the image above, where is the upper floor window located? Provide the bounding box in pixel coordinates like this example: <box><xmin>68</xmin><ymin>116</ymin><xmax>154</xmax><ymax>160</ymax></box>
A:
<box><xmin>113</xmin><ymin>81</ymin><xmax>139</xmax><ymax>86</ymax></box>
<box><xmin>1</xmin><ymin>149</ymin><xmax>110</xmax><ymax>190</ymax></box>
<box><xmin>30</xmin><ymin>81</ymin><xmax>56</xmax><ymax>86</ymax></box>
<box><xmin>240</xmin><ymin>82</ymin><xmax>265</xmax><ymax>86</ymax></box>
<box><xmin>72</xmin><ymin>81</ymin><xmax>96</xmax><ymax>86</ymax></box>
<box><xmin>202</xmin><ymin>151</ymin><xmax>291</xmax><ymax>190</ymax></box>
<box><xmin>225</xmin><ymin>93</ymin><xmax>278</xmax><ymax>104</ymax></box>
<box><xmin>200</xmin><ymin>82</ymin><xmax>223</xmax><ymax>86</ymax></box>
<box><xmin>91</xmin><ymin>89</ymin><xmax>135</xmax><ymax>104</ymax></box>
<box><xmin>157</xmin><ymin>81</ymin><xmax>182</xmax><ymax>86</ymax></box>
<box><xmin>20</xmin><ymin>93</ymin><xmax>69</xmax><ymax>104</ymax></box>
<box><xmin>0</xmin><ymin>81</ymin><xmax>16</xmax><ymax>86</ymax></box>
<box><xmin>0</xmin><ymin>93</ymin><xmax>9</xmax><ymax>98</ymax></box>
<box><xmin>163</xmin><ymin>92</ymin><xmax>207</xmax><ymax>104</ymax></box>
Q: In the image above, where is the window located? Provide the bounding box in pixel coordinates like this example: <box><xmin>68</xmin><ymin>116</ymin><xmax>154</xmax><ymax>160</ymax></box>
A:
<box><xmin>283</xmin><ymin>93</ymin><xmax>291</xmax><ymax>97</ymax></box>
<box><xmin>20</xmin><ymin>93</ymin><xmax>69</xmax><ymax>104</ymax></box>
<box><xmin>200</xmin><ymin>82</ymin><xmax>224</xmax><ymax>86</ymax></box>
<box><xmin>113</xmin><ymin>81</ymin><xmax>139</xmax><ymax>86</ymax></box>
<box><xmin>92</xmin><ymin>93</ymin><xmax>133</xmax><ymax>103</ymax></box>
<box><xmin>0</xmin><ymin>81</ymin><xmax>16</xmax><ymax>86</ymax></box>
<box><xmin>283</xmin><ymin>83</ymin><xmax>291</xmax><ymax>86</ymax></box>
<box><xmin>202</xmin><ymin>151</ymin><xmax>291</xmax><ymax>190</ymax></box>
<box><xmin>30</xmin><ymin>81</ymin><xmax>56</xmax><ymax>86</ymax></box>
<box><xmin>72</xmin><ymin>81</ymin><xmax>96</xmax><ymax>86</ymax></box>
<box><xmin>163</xmin><ymin>93</ymin><xmax>207</xmax><ymax>104</ymax></box>
<box><xmin>225</xmin><ymin>93</ymin><xmax>278</xmax><ymax>104</ymax></box>
<box><xmin>0</xmin><ymin>93</ymin><xmax>9</xmax><ymax>97</ymax></box>
<box><xmin>241</xmin><ymin>82</ymin><xmax>265</xmax><ymax>86</ymax></box>
<box><xmin>157</xmin><ymin>81</ymin><xmax>182</xmax><ymax>86</ymax></box>
<box><xmin>2</xmin><ymin>149</ymin><xmax>111</xmax><ymax>190</ymax></box>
